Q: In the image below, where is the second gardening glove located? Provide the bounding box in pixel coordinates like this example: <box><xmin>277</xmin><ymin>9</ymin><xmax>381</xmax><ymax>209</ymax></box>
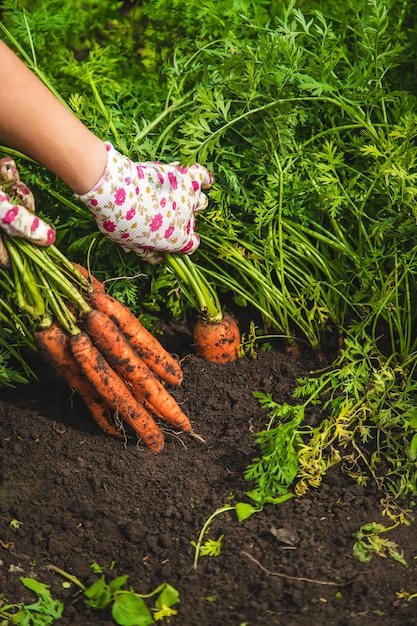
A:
<box><xmin>76</xmin><ymin>142</ymin><xmax>214</xmax><ymax>264</ymax></box>
<box><xmin>0</xmin><ymin>157</ymin><xmax>55</xmax><ymax>246</ymax></box>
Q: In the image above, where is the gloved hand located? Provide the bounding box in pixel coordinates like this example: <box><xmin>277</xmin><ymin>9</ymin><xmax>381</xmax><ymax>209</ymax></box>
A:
<box><xmin>76</xmin><ymin>143</ymin><xmax>213</xmax><ymax>264</ymax></box>
<box><xmin>0</xmin><ymin>157</ymin><xmax>55</xmax><ymax>246</ymax></box>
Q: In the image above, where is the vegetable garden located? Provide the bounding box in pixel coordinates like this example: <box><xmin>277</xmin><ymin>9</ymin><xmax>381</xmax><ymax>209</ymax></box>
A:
<box><xmin>2</xmin><ymin>0</ymin><xmax>417</xmax><ymax>624</ymax></box>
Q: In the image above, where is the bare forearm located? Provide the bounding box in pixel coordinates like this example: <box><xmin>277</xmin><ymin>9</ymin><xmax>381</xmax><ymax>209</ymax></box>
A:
<box><xmin>0</xmin><ymin>40</ymin><xmax>107</xmax><ymax>194</ymax></box>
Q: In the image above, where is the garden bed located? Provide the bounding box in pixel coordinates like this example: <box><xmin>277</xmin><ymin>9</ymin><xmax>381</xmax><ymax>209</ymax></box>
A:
<box><xmin>1</xmin><ymin>315</ymin><xmax>417</xmax><ymax>626</ymax></box>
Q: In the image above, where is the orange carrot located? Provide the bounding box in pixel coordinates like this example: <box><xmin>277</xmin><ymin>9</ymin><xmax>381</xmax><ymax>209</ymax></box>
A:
<box><xmin>84</xmin><ymin>308</ymin><xmax>192</xmax><ymax>432</ymax></box>
<box><xmin>193</xmin><ymin>312</ymin><xmax>241</xmax><ymax>363</ymax></box>
<box><xmin>88</xmin><ymin>291</ymin><xmax>183</xmax><ymax>386</ymax></box>
<box><xmin>71</xmin><ymin>262</ymin><xmax>105</xmax><ymax>294</ymax></box>
<box><xmin>33</xmin><ymin>323</ymin><xmax>121</xmax><ymax>438</ymax></box>
<box><xmin>70</xmin><ymin>331</ymin><xmax>164</xmax><ymax>452</ymax></box>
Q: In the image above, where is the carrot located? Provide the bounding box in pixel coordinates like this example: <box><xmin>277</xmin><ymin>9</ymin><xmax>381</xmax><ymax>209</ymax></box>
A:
<box><xmin>88</xmin><ymin>291</ymin><xmax>183</xmax><ymax>386</ymax></box>
<box><xmin>71</xmin><ymin>262</ymin><xmax>105</xmax><ymax>294</ymax></box>
<box><xmin>84</xmin><ymin>308</ymin><xmax>192</xmax><ymax>432</ymax></box>
<box><xmin>69</xmin><ymin>330</ymin><xmax>165</xmax><ymax>452</ymax></box>
<box><xmin>193</xmin><ymin>312</ymin><xmax>241</xmax><ymax>363</ymax></box>
<box><xmin>33</xmin><ymin>323</ymin><xmax>122</xmax><ymax>438</ymax></box>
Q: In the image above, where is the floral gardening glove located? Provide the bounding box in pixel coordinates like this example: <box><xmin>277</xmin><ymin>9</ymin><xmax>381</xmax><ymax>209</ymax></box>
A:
<box><xmin>0</xmin><ymin>157</ymin><xmax>55</xmax><ymax>246</ymax></box>
<box><xmin>76</xmin><ymin>142</ymin><xmax>213</xmax><ymax>264</ymax></box>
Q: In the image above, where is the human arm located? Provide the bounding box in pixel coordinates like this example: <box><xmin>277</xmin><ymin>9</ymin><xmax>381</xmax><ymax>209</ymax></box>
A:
<box><xmin>0</xmin><ymin>39</ymin><xmax>107</xmax><ymax>194</ymax></box>
<box><xmin>0</xmin><ymin>40</ymin><xmax>213</xmax><ymax>258</ymax></box>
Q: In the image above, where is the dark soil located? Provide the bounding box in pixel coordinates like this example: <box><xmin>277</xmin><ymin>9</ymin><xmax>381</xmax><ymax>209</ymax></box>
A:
<box><xmin>1</xmin><ymin>314</ymin><xmax>417</xmax><ymax>626</ymax></box>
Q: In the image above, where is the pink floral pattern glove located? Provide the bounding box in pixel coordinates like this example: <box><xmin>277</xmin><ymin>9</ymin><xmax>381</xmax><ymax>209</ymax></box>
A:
<box><xmin>76</xmin><ymin>143</ymin><xmax>213</xmax><ymax>263</ymax></box>
<box><xmin>0</xmin><ymin>157</ymin><xmax>55</xmax><ymax>246</ymax></box>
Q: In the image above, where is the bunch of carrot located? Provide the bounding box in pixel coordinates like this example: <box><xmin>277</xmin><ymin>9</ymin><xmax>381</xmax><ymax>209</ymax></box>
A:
<box><xmin>0</xmin><ymin>160</ymin><xmax>192</xmax><ymax>452</ymax></box>
<box><xmin>34</xmin><ymin>268</ymin><xmax>190</xmax><ymax>452</ymax></box>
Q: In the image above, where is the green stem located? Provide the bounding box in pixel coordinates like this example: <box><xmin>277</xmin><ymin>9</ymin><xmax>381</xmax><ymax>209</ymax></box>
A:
<box><xmin>273</xmin><ymin>151</ymin><xmax>289</xmax><ymax>338</ymax></box>
<box><xmin>35</xmin><ymin>266</ymin><xmax>80</xmax><ymax>335</ymax></box>
<box><xmin>10</xmin><ymin>239</ymin><xmax>91</xmax><ymax>314</ymax></box>
<box><xmin>165</xmin><ymin>254</ymin><xmax>223</xmax><ymax>322</ymax></box>
<box><xmin>86</xmin><ymin>68</ymin><xmax>120</xmax><ymax>144</ymax></box>
<box><xmin>47</xmin><ymin>565</ymin><xmax>86</xmax><ymax>592</ymax></box>
<box><xmin>0</xmin><ymin>295</ymin><xmax>36</xmax><ymax>344</ymax></box>
<box><xmin>134</xmin><ymin>96</ymin><xmax>190</xmax><ymax>145</ymax></box>
<box><xmin>193</xmin><ymin>505</ymin><xmax>235</xmax><ymax>570</ymax></box>
<box><xmin>5</xmin><ymin>240</ymin><xmax>46</xmax><ymax>320</ymax></box>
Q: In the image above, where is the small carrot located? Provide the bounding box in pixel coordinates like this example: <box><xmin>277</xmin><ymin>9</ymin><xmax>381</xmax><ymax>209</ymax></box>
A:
<box><xmin>193</xmin><ymin>312</ymin><xmax>241</xmax><ymax>363</ymax></box>
<box><xmin>70</xmin><ymin>331</ymin><xmax>165</xmax><ymax>452</ymax></box>
<box><xmin>88</xmin><ymin>291</ymin><xmax>183</xmax><ymax>386</ymax></box>
<box><xmin>33</xmin><ymin>323</ymin><xmax>121</xmax><ymax>438</ymax></box>
<box><xmin>71</xmin><ymin>262</ymin><xmax>105</xmax><ymax>294</ymax></box>
<box><xmin>85</xmin><ymin>308</ymin><xmax>192</xmax><ymax>432</ymax></box>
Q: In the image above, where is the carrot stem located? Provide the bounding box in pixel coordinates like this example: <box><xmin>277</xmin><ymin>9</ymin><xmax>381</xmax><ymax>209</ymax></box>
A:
<box><xmin>5</xmin><ymin>239</ymin><xmax>46</xmax><ymax>320</ymax></box>
<box><xmin>165</xmin><ymin>254</ymin><xmax>223</xmax><ymax>323</ymax></box>
<box><xmin>9</xmin><ymin>238</ymin><xmax>91</xmax><ymax>314</ymax></box>
<box><xmin>34</xmin><ymin>265</ymin><xmax>80</xmax><ymax>335</ymax></box>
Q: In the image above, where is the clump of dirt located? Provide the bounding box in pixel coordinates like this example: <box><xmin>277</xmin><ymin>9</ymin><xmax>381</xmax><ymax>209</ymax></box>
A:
<box><xmin>1</xmin><ymin>318</ymin><xmax>417</xmax><ymax>625</ymax></box>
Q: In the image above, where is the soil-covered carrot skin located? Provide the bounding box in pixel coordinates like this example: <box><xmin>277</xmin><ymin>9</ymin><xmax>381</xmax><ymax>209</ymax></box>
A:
<box><xmin>85</xmin><ymin>309</ymin><xmax>192</xmax><ymax>433</ymax></box>
<box><xmin>88</xmin><ymin>291</ymin><xmax>183</xmax><ymax>386</ymax></box>
<box><xmin>33</xmin><ymin>324</ymin><xmax>121</xmax><ymax>437</ymax></box>
<box><xmin>70</xmin><ymin>331</ymin><xmax>165</xmax><ymax>452</ymax></box>
<box><xmin>71</xmin><ymin>262</ymin><xmax>105</xmax><ymax>294</ymax></box>
<box><xmin>194</xmin><ymin>313</ymin><xmax>241</xmax><ymax>363</ymax></box>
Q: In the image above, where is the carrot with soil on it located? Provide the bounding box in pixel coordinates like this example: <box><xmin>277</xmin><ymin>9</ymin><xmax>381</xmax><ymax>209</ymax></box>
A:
<box><xmin>88</xmin><ymin>291</ymin><xmax>183</xmax><ymax>386</ymax></box>
<box><xmin>84</xmin><ymin>308</ymin><xmax>192</xmax><ymax>433</ymax></box>
<box><xmin>70</xmin><ymin>330</ymin><xmax>165</xmax><ymax>452</ymax></box>
<box><xmin>193</xmin><ymin>312</ymin><xmax>241</xmax><ymax>363</ymax></box>
<box><xmin>33</xmin><ymin>323</ymin><xmax>122</xmax><ymax>438</ymax></box>
<box><xmin>165</xmin><ymin>254</ymin><xmax>241</xmax><ymax>363</ymax></box>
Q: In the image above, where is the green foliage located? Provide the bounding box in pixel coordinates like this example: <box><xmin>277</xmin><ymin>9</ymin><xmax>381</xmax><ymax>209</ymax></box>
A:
<box><xmin>197</xmin><ymin>535</ymin><xmax>224</xmax><ymax>558</ymax></box>
<box><xmin>244</xmin><ymin>394</ymin><xmax>305</xmax><ymax>505</ymax></box>
<box><xmin>191</xmin><ymin>505</ymin><xmax>235</xmax><ymax>569</ymax></box>
<box><xmin>243</xmin><ymin>333</ymin><xmax>417</xmax><ymax>507</ymax></box>
<box><xmin>1</xmin><ymin>0</ymin><xmax>417</xmax><ymax>506</ymax></box>
<box><xmin>2</xmin><ymin>0</ymin><xmax>417</xmax><ymax>347</ymax></box>
<box><xmin>0</xmin><ymin>569</ymin><xmax>180</xmax><ymax>626</ymax></box>
<box><xmin>0</xmin><ymin>577</ymin><xmax>64</xmax><ymax>625</ymax></box>
<box><xmin>75</xmin><ymin>570</ymin><xmax>180</xmax><ymax>625</ymax></box>
<box><xmin>352</xmin><ymin>522</ymin><xmax>407</xmax><ymax>566</ymax></box>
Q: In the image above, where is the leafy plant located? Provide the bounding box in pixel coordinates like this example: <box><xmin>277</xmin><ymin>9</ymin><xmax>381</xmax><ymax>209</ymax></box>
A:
<box><xmin>0</xmin><ymin>577</ymin><xmax>64</xmax><ymax>625</ymax></box>
<box><xmin>0</xmin><ymin>570</ymin><xmax>179</xmax><ymax>626</ymax></box>
<box><xmin>242</xmin><ymin>332</ymin><xmax>417</xmax><ymax>508</ymax></box>
<box><xmin>191</xmin><ymin>505</ymin><xmax>234</xmax><ymax>569</ymax></box>
<box><xmin>2</xmin><ymin>0</ymin><xmax>417</xmax><ymax>506</ymax></box>
<box><xmin>2</xmin><ymin>0</ymin><xmax>417</xmax><ymax>350</ymax></box>
<box><xmin>191</xmin><ymin>501</ymin><xmax>264</xmax><ymax>569</ymax></box>
<box><xmin>352</xmin><ymin>522</ymin><xmax>407</xmax><ymax>566</ymax></box>
<box><xmin>9</xmin><ymin>518</ymin><xmax>22</xmax><ymax>529</ymax></box>
<box><xmin>46</xmin><ymin>566</ymin><xmax>179</xmax><ymax>625</ymax></box>
<box><xmin>83</xmin><ymin>576</ymin><xmax>179</xmax><ymax>625</ymax></box>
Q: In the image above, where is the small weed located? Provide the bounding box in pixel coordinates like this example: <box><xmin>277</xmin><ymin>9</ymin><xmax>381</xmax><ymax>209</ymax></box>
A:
<box><xmin>90</xmin><ymin>561</ymin><xmax>115</xmax><ymax>575</ymax></box>
<box><xmin>191</xmin><ymin>505</ymin><xmax>234</xmax><ymax>569</ymax></box>
<box><xmin>197</xmin><ymin>536</ymin><xmax>224</xmax><ymax>558</ymax></box>
<box><xmin>352</xmin><ymin>522</ymin><xmax>407</xmax><ymax>566</ymax></box>
<box><xmin>0</xmin><ymin>577</ymin><xmax>64</xmax><ymax>625</ymax></box>
<box><xmin>0</xmin><ymin>568</ymin><xmax>180</xmax><ymax>626</ymax></box>
<box><xmin>50</xmin><ymin>565</ymin><xmax>180</xmax><ymax>625</ymax></box>
<box><xmin>396</xmin><ymin>589</ymin><xmax>417</xmax><ymax>602</ymax></box>
<box><xmin>191</xmin><ymin>502</ymin><xmax>263</xmax><ymax>569</ymax></box>
<box><xmin>9</xmin><ymin>519</ymin><xmax>23</xmax><ymax>529</ymax></box>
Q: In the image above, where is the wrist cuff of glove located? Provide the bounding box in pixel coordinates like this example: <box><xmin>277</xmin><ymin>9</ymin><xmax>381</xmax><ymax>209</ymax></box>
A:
<box><xmin>75</xmin><ymin>142</ymin><xmax>122</xmax><ymax>204</ymax></box>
